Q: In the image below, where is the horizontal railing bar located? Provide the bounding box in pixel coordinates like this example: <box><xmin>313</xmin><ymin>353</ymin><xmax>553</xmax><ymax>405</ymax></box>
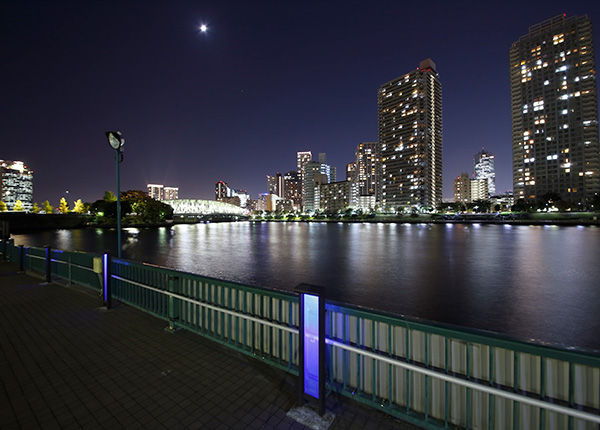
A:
<box><xmin>28</xmin><ymin>254</ymin><xmax>45</xmax><ymax>261</ymax></box>
<box><xmin>50</xmin><ymin>258</ymin><xmax>94</xmax><ymax>272</ymax></box>
<box><xmin>113</xmin><ymin>258</ymin><xmax>297</xmax><ymax>302</ymax></box>
<box><xmin>326</xmin><ymin>338</ymin><xmax>600</xmax><ymax>424</ymax></box>
<box><xmin>111</xmin><ymin>274</ymin><xmax>300</xmax><ymax>335</ymax></box>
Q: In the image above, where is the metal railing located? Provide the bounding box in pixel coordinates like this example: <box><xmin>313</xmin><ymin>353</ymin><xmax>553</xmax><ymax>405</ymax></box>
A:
<box><xmin>325</xmin><ymin>303</ymin><xmax>600</xmax><ymax>429</ymax></box>
<box><xmin>1</xmin><ymin>240</ymin><xmax>102</xmax><ymax>290</ymax></box>
<box><xmin>2</xmin><ymin>239</ymin><xmax>600</xmax><ymax>429</ymax></box>
<box><xmin>110</xmin><ymin>258</ymin><xmax>300</xmax><ymax>373</ymax></box>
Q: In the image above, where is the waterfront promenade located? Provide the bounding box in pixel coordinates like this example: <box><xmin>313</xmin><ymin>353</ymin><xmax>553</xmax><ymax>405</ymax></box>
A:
<box><xmin>0</xmin><ymin>261</ymin><xmax>418</xmax><ymax>430</ymax></box>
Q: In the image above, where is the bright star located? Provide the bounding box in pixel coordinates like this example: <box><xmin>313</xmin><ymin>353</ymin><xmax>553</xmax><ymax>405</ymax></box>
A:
<box><xmin>200</xmin><ymin>24</ymin><xmax>207</xmax><ymax>32</ymax></box>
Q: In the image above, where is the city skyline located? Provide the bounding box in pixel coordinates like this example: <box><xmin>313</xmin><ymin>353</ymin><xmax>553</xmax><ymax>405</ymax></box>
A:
<box><xmin>2</xmin><ymin>1</ymin><xmax>600</xmax><ymax>205</ymax></box>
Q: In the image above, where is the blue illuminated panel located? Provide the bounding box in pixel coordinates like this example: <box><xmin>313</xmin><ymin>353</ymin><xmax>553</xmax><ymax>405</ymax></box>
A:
<box><xmin>303</xmin><ymin>293</ymin><xmax>319</xmax><ymax>399</ymax></box>
<box><xmin>103</xmin><ymin>254</ymin><xmax>109</xmax><ymax>302</ymax></box>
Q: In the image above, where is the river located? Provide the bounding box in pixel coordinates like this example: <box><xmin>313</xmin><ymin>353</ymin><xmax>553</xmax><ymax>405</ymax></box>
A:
<box><xmin>11</xmin><ymin>222</ymin><xmax>600</xmax><ymax>352</ymax></box>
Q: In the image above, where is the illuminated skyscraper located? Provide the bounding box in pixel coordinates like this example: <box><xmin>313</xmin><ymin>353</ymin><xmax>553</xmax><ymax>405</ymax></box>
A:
<box><xmin>284</xmin><ymin>171</ymin><xmax>301</xmax><ymax>208</ymax></box>
<box><xmin>355</xmin><ymin>142</ymin><xmax>381</xmax><ymax>204</ymax></box>
<box><xmin>296</xmin><ymin>151</ymin><xmax>312</xmax><ymax>201</ymax></box>
<box><xmin>0</xmin><ymin>160</ymin><xmax>33</xmax><ymax>210</ymax></box>
<box><xmin>302</xmin><ymin>160</ymin><xmax>332</xmax><ymax>212</ymax></box>
<box><xmin>473</xmin><ymin>149</ymin><xmax>496</xmax><ymax>196</ymax></box>
<box><xmin>510</xmin><ymin>14</ymin><xmax>599</xmax><ymax>206</ymax></box>
<box><xmin>379</xmin><ymin>59</ymin><xmax>442</xmax><ymax>210</ymax></box>
<box><xmin>266</xmin><ymin>173</ymin><xmax>285</xmax><ymax>197</ymax></box>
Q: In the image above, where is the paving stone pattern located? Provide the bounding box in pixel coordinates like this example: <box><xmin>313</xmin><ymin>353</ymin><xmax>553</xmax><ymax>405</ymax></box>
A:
<box><xmin>0</xmin><ymin>262</ymin><xmax>420</xmax><ymax>429</ymax></box>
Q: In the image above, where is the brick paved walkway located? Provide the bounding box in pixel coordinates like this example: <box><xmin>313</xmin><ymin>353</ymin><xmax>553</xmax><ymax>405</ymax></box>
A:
<box><xmin>0</xmin><ymin>262</ymin><xmax>420</xmax><ymax>429</ymax></box>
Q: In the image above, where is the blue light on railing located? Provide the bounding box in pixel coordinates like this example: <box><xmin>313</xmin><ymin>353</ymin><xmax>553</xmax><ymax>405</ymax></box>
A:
<box><xmin>303</xmin><ymin>293</ymin><xmax>320</xmax><ymax>399</ymax></box>
<box><xmin>103</xmin><ymin>253</ymin><xmax>109</xmax><ymax>303</ymax></box>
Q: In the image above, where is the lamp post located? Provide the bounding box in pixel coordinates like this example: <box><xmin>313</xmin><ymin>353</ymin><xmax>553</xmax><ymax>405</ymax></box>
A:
<box><xmin>105</xmin><ymin>131</ymin><xmax>124</xmax><ymax>258</ymax></box>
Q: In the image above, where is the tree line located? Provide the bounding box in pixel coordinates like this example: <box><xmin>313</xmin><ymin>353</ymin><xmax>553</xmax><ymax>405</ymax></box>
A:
<box><xmin>0</xmin><ymin>190</ymin><xmax>173</xmax><ymax>224</ymax></box>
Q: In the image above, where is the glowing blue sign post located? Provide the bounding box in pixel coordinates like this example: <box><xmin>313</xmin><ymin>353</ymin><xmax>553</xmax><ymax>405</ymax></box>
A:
<box><xmin>296</xmin><ymin>283</ymin><xmax>326</xmax><ymax>416</ymax></box>
<box><xmin>102</xmin><ymin>253</ymin><xmax>111</xmax><ymax>309</ymax></box>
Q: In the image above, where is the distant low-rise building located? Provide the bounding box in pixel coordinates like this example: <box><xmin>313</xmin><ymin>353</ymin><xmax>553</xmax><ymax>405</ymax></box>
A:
<box><xmin>453</xmin><ymin>173</ymin><xmax>489</xmax><ymax>204</ymax></box>
<box><xmin>319</xmin><ymin>180</ymin><xmax>358</xmax><ymax>213</ymax></box>
<box><xmin>164</xmin><ymin>187</ymin><xmax>179</xmax><ymax>200</ymax></box>
<box><xmin>470</xmin><ymin>179</ymin><xmax>489</xmax><ymax>202</ymax></box>
<box><xmin>1</xmin><ymin>160</ymin><xmax>33</xmax><ymax>210</ymax></box>
<box><xmin>147</xmin><ymin>183</ymin><xmax>179</xmax><ymax>201</ymax></box>
<box><xmin>220</xmin><ymin>196</ymin><xmax>241</xmax><ymax>207</ymax></box>
<box><xmin>490</xmin><ymin>192</ymin><xmax>515</xmax><ymax>211</ymax></box>
<box><xmin>453</xmin><ymin>173</ymin><xmax>471</xmax><ymax>203</ymax></box>
<box><xmin>215</xmin><ymin>181</ymin><xmax>231</xmax><ymax>200</ymax></box>
<box><xmin>346</xmin><ymin>162</ymin><xmax>356</xmax><ymax>182</ymax></box>
<box><xmin>147</xmin><ymin>184</ymin><xmax>164</xmax><ymax>200</ymax></box>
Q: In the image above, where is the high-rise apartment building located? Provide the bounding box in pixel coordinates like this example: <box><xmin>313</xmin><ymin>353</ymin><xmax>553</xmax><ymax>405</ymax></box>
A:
<box><xmin>296</xmin><ymin>151</ymin><xmax>312</xmax><ymax>201</ymax></box>
<box><xmin>302</xmin><ymin>161</ymin><xmax>332</xmax><ymax>212</ymax></box>
<box><xmin>379</xmin><ymin>59</ymin><xmax>442</xmax><ymax>210</ymax></box>
<box><xmin>266</xmin><ymin>173</ymin><xmax>285</xmax><ymax>197</ymax></box>
<box><xmin>510</xmin><ymin>14</ymin><xmax>599</xmax><ymax>206</ymax></box>
<box><xmin>473</xmin><ymin>149</ymin><xmax>496</xmax><ymax>196</ymax></box>
<box><xmin>355</xmin><ymin>142</ymin><xmax>381</xmax><ymax>204</ymax></box>
<box><xmin>0</xmin><ymin>160</ymin><xmax>33</xmax><ymax>210</ymax></box>
<box><xmin>284</xmin><ymin>171</ymin><xmax>301</xmax><ymax>208</ymax></box>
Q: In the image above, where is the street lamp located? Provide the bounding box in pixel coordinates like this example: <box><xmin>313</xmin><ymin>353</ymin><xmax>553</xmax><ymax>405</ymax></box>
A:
<box><xmin>105</xmin><ymin>131</ymin><xmax>124</xmax><ymax>258</ymax></box>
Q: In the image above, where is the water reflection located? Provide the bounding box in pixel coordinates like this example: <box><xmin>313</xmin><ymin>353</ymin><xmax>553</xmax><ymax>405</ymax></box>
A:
<box><xmin>12</xmin><ymin>223</ymin><xmax>600</xmax><ymax>351</ymax></box>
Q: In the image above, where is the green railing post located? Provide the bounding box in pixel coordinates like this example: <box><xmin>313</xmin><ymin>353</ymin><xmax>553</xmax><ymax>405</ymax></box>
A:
<box><xmin>44</xmin><ymin>246</ymin><xmax>51</xmax><ymax>283</ymax></box>
<box><xmin>166</xmin><ymin>275</ymin><xmax>180</xmax><ymax>332</ymax></box>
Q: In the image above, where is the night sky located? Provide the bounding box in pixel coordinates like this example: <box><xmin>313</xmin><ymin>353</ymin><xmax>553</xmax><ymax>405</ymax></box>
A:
<box><xmin>3</xmin><ymin>0</ymin><xmax>600</xmax><ymax>206</ymax></box>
